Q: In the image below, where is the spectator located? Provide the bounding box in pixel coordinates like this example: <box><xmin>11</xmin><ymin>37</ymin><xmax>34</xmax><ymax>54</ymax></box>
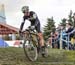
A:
<box><xmin>57</xmin><ymin>24</ymin><xmax>66</xmax><ymax>49</ymax></box>
<box><xmin>65</xmin><ymin>22</ymin><xmax>74</xmax><ymax>50</ymax></box>
<box><xmin>65</xmin><ymin>22</ymin><xmax>74</xmax><ymax>40</ymax></box>
<box><xmin>49</xmin><ymin>30</ymin><xmax>59</xmax><ymax>49</ymax></box>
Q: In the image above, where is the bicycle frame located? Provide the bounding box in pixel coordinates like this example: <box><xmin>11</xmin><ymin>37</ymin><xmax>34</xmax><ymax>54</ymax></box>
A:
<box><xmin>21</xmin><ymin>27</ymin><xmax>40</xmax><ymax>61</ymax></box>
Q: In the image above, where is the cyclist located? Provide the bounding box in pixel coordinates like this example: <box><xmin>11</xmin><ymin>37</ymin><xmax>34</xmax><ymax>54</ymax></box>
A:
<box><xmin>19</xmin><ymin>6</ymin><xmax>45</xmax><ymax>54</ymax></box>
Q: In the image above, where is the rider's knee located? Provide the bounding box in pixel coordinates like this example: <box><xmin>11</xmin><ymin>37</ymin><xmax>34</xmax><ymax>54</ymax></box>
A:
<box><xmin>38</xmin><ymin>33</ymin><xmax>43</xmax><ymax>39</ymax></box>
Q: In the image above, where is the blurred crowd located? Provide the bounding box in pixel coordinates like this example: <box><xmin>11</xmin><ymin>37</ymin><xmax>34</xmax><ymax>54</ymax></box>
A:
<box><xmin>47</xmin><ymin>20</ymin><xmax>75</xmax><ymax>50</ymax></box>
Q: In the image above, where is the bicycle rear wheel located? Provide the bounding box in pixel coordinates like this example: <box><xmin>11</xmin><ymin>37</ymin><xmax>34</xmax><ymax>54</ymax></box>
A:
<box><xmin>23</xmin><ymin>33</ymin><xmax>38</xmax><ymax>61</ymax></box>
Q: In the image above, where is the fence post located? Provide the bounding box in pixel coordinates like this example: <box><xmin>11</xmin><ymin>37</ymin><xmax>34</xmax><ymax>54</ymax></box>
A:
<box><xmin>60</xmin><ymin>29</ymin><xmax>62</xmax><ymax>49</ymax></box>
<box><xmin>67</xmin><ymin>34</ymin><xmax>70</xmax><ymax>50</ymax></box>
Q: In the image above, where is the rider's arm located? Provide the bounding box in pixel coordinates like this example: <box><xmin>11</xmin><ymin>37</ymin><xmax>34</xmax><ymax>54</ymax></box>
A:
<box><xmin>33</xmin><ymin>13</ymin><xmax>39</xmax><ymax>26</ymax></box>
<box><xmin>20</xmin><ymin>16</ymin><xmax>26</xmax><ymax>31</ymax></box>
<box><xmin>29</xmin><ymin>12</ymin><xmax>39</xmax><ymax>26</ymax></box>
<box><xmin>20</xmin><ymin>21</ymin><xmax>25</xmax><ymax>31</ymax></box>
<box><xmin>28</xmin><ymin>13</ymin><xmax>37</xmax><ymax>20</ymax></box>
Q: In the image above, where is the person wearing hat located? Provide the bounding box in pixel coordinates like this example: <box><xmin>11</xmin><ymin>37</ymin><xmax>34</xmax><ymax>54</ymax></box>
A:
<box><xmin>19</xmin><ymin>6</ymin><xmax>45</xmax><ymax>54</ymax></box>
<box><xmin>66</xmin><ymin>22</ymin><xmax>73</xmax><ymax>35</ymax></box>
<box><xmin>65</xmin><ymin>22</ymin><xmax>74</xmax><ymax>49</ymax></box>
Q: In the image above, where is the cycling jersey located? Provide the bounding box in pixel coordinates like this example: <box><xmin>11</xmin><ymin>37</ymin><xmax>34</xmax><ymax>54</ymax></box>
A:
<box><xmin>20</xmin><ymin>11</ymin><xmax>41</xmax><ymax>33</ymax></box>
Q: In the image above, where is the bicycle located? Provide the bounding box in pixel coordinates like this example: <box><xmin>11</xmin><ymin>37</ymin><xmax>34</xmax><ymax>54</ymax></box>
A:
<box><xmin>20</xmin><ymin>26</ymin><xmax>48</xmax><ymax>61</ymax></box>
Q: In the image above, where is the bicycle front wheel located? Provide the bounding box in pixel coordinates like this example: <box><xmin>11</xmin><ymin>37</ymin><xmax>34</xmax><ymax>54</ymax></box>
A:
<box><xmin>23</xmin><ymin>34</ymin><xmax>38</xmax><ymax>61</ymax></box>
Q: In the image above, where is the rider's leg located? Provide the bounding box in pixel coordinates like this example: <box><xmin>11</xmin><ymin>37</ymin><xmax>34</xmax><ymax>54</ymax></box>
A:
<box><xmin>38</xmin><ymin>33</ymin><xmax>45</xmax><ymax>47</ymax></box>
<box><xmin>35</xmin><ymin>23</ymin><xmax>45</xmax><ymax>47</ymax></box>
<box><xmin>35</xmin><ymin>23</ymin><xmax>45</xmax><ymax>54</ymax></box>
<box><xmin>38</xmin><ymin>32</ymin><xmax>46</xmax><ymax>55</ymax></box>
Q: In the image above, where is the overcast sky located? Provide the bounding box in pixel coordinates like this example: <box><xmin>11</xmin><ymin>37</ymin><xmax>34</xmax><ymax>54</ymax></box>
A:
<box><xmin>0</xmin><ymin>0</ymin><xmax>75</xmax><ymax>29</ymax></box>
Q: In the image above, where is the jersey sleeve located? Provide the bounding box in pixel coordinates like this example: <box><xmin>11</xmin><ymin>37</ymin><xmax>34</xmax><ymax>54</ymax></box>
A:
<box><xmin>33</xmin><ymin>13</ymin><xmax>37</xmax><ymax>19</ymax></box>
<box><xmin>23</xmin><ymin>16</ymin><xmax>28</xmax><ymax>21</ymax></box>
<box><xmin>30</xmin><ymin>11</ymin><xmax>37</xmax><ymax>19</ymax></box>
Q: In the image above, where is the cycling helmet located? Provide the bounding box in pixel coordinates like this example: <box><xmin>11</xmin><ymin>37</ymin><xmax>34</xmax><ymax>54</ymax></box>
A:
<box><xmin>21</xmin><ymin>6</ymin><xmax>29</xmax><ymax>13</ymax></box>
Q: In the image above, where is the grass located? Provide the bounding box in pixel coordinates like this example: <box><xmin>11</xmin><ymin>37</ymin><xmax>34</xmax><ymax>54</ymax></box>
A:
<box><xmin>0</xmin><ymin>47</ymin><xmax>75</xmax><ymax>65</ymax></box>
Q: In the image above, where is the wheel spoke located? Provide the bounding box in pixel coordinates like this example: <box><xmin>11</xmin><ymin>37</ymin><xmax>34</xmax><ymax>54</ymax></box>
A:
<box><xmin>23</xmin><ymin>34</ymin><xmax>38</xmax><ymax>61</ymax></box>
